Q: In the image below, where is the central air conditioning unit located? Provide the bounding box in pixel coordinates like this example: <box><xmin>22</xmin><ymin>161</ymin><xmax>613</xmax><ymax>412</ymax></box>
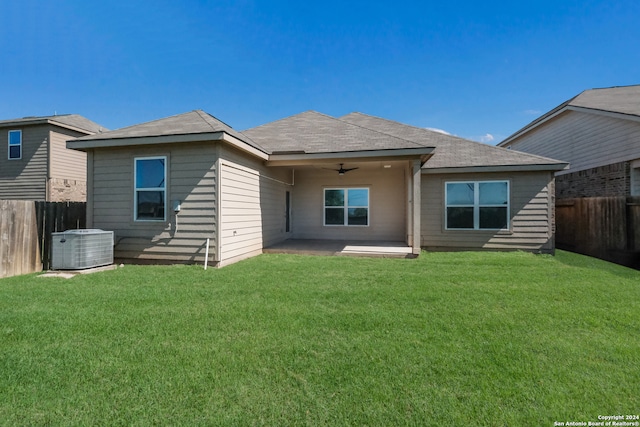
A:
<box><xmin>51</xmin><ymin>229</ymin><xmax>114</xmax><ymax>270</ymax></box>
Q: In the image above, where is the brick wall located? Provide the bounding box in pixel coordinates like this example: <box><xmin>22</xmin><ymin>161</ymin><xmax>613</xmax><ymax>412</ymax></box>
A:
<box><xmin>556</xmin><ymin>161</ymin><xmax>630</xmax><ymax>199</ymax></box>
<box><xmin>48</xmin><ymin>178</ymin><xmax>87</xmax><ymax>202</ymax></box>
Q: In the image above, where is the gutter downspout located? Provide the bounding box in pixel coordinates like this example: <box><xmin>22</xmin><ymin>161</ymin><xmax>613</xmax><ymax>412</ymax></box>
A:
<box><xmin>214</xmin><ymin>154</ymin><xmax>222</xmax><ymax>266</ymax></box>
<box><xmin>412</xmin><ymin>159</ymin><xmax>421</xmax><ymax>255</ymax></box>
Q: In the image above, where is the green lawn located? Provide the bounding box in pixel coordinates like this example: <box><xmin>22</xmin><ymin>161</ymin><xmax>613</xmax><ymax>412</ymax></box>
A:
<box><xmin>1</xmin><ymin>251</ymin><xmax>639</xmax><ymax>426</ymax></box>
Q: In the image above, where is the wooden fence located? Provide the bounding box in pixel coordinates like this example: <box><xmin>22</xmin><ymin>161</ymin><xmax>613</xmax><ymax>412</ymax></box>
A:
<box><xmin>556</xmin><ymin>196</ymin><xmax>640</xmax><ymax>268</ymax></box>
<box><xmin>0</xmin><ymin>201</ymin><xmax>86</xmax><ymax>278</ymax></box>
<box><xmin>0</xmin><ymin>200</ymin><xmax>42</xmax><ymax>278</ymax></box>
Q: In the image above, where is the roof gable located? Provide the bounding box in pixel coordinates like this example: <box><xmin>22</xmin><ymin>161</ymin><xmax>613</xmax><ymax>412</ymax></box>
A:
<box><xmin>340</xmin><ymin>112</ymin><xmax>566</xmax><ymax>171</ymax></box>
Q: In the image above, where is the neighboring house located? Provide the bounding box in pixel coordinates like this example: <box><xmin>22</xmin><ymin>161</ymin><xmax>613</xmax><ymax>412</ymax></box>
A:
<box><xmin>498</xmin><ymin>85</ymin><xmax>640</xmax><ymax>199</ymax></box>
<box><xmin>68</xmin><ymin>110</ymin><xmax>567</xmax><ymax>267</ymax></box>
<box><xmin>0</xmin><ymin>114</ymin><xmax>106</xmax><ymax>201</ymax></box>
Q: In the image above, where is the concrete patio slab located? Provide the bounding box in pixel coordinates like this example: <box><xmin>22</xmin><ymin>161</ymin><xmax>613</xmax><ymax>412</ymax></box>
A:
<box><xmin>264</xmin><ymin>239</ymin><xmax>416</xmax><ymax>258</ymax></box>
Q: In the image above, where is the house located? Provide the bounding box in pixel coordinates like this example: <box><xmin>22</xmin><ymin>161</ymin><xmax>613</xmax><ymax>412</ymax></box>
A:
<box><xmin>67</xmin><ymin>110</ymin><xmax>567</xmax><ymax>267</ymax></box>
<box><xmin>497</xmin><ymin>85</ymin><xmax>640</xmax><ymax>267</ymax></box>
<box><xmin>0</xmin><ymin>114</ymin><xmax>106</xmax><ymax>201</ymax></box>
<box><xmin>498</xmin><ymin>85</ymin><xmax>640</xmax><ymax>199</ymax></box>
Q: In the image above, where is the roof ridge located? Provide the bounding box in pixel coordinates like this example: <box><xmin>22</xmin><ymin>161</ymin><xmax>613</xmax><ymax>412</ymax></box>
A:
<box><xmin>195</xmin><ymin>109</ymin><xmax>225</xmax><ymax>133</ymax></box>
<box><xmin>195</xmin><ymin>110</ymin><xmax>270</xmax><ymax>153</ymax></box>
<box><xmin>195</xmin><ymin>109</ymin><xmax>239</xmax><ymax>132</ymax></box>
<box><xmin>334</xmin><ymin>113</ymin><xmax>429</xmax><ymax>149</ymax></box>
<box><xmin>0</xmin><ymin>113</ymin><xmax>74</xmax><ymax>122</ymax></box>
<box><xmin>583</xmin><ymin>83</ymin><xmax>640</xmax><ymax>92</ymax></box>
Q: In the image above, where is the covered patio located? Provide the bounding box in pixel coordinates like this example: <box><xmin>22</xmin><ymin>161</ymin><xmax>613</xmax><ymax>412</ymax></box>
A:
<box><xmin>263</xmin><ymin>239</ymin><xmax>417</xmax><ymax>258</ymax></box>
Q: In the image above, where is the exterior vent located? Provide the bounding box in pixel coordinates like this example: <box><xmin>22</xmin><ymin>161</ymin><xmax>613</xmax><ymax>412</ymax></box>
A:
<box><xmin>51</xmin><ymin>229</ymin><xmax>114</xmax><ymax>270</ymax></box>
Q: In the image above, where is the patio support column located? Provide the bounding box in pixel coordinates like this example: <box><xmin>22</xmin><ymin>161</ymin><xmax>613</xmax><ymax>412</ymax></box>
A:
<box><xmin>412</xmin><ymin>159</ymin><xmax>421</xmax><ymax>255</ymax></box>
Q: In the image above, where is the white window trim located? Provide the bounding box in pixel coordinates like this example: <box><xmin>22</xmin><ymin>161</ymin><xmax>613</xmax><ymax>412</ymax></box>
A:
<box><xmin>323</xmin><ymin>187</ymin><xmax>370</xmax><ymax>227</ymax></box>
<box><xmin>8</xmin><ymin>130</ymin><xmax>21</xmax><ymax>160</ymax></box>
<box><xmin>134</xmin><ymin>156</ymin><xmax>167</xmax><ymax>222</ymax></box>
<box><xmin>444</xmin><ymin>180</ymin><xmax>510</xmax><ymax>230</ymax></box>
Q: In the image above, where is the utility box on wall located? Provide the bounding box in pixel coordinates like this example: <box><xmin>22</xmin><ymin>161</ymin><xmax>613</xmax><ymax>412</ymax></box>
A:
<box><xmin>51</xmin><ymin>229</ymin><xmax>114</xmax><ymax>270</ymax></box>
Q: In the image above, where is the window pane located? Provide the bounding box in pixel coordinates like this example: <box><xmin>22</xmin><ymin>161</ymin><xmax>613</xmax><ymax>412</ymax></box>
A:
<box><xmin>136</xmin><ymin>158</ymin><xmax>165</xmax><ymax>188</ymax></box>
<box><xmin>9</xmin><ymin>131</ymin><xmax>21</xmax><ymax>145</ymax></box>
<box><xmin>325</xmin><ymin>189</ymin><xmax>344</xmax><ymax>207</ymax></box>
<box><xmin>348</xmin><ymin>208</ymin><xmax>368</xmax><ymax>225</ymax></box>
<box><xmin>325</xmin><ymin>208</ymin><xmax>344</xmax><ymax>225</ymax></box>
<box><xmin>9</xmin><ymin>145</ymin><xmax>20</xmax><ymax>159</ymax></box>
<box><xmin>447</xmin><ymin>207</ymin><xmax>474</xmax><ymax>229</ymax></box>
<box><xmin>347</xmin><ymin>189</ymin><xmax>368</xmax><ymax>207</ymax></box>
<box><xmin>479</xmin><ymin>207</ymin><xmax>508</xmax><ymax>229</ymax></box>
<box><xmin>324</xmin><ymin>208</ymin><xmax>344</xmax><ymax>225</ymax></box>
<box><xmin>479</xmin><ymin>182</ymin><xmax>508</xmax><ymax>205</ymax></box>
<box><xmin>137</xmin><ymin>191</ymin><xmax>165</xmax><ymax>220</ymax></box>
<box><xmin>447</xmin><ymin>183</ymin><xmax>474</xmax><ymax>205</ymax></box>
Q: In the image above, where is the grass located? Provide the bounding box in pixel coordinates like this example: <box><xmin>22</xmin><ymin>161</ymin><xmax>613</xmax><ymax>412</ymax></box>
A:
<box><xmin>1</xmin><ymin>250</ymin><xmax>639</xmax><ymax>426</ymax></box>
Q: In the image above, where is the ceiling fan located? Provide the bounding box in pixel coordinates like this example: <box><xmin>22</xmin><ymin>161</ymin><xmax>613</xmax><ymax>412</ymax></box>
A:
<box><xmin>324</xmin><ymin>163</ymin><xmax>359</xmax><ymax>175</ymax></box>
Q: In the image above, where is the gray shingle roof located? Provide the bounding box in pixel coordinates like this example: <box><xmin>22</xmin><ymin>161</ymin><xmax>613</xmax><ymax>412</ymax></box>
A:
<box><xmin>0</xmin><ymin>114</ymin><xmax>106</xmax><ymax>134</ymax></box>
<box><xmin>241</xmin><ymin>111</ymin><xmax>428</xmax><ymax>154</ymax></box>
<box><xmin>74</xmin><ymin>110</ymin><xmax>259</xmax><ymax>147</ymax></box>
<box><xmin>339</xmin><ymin>112</ymin><xmax>565</xmax><ymax>170</ymax></box>
<box><xmin>60</xmin><ymin>108</ymin><xmax>565</xmax><ymax>170</ymax></box>
<box><xmin>569</xmin><ymin>85</ymin><xmax>640</xmax><ymax>117</ymax></box>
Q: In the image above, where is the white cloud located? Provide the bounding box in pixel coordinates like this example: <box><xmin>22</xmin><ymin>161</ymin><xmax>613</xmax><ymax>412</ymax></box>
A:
<box><xmin>479</xmin><ymin>133</ymin><xmax>494</xmax><ymax>143</ymax></box>
<box><xmin>524</xmin><ymin>109</ymin><xmax>541</xmax><ymax>115</ymax></box>
<box><xmin>425</xmin><ymin>127</ymin><xmax>452</xmax><ymax>135</ymax></box>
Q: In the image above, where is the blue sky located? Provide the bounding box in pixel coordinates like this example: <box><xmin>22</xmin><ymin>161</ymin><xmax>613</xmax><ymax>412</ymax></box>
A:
<box><xmin>1</xmin><ymin>0</ymin><xmax>639</xmax><ymax>143</ymax></box>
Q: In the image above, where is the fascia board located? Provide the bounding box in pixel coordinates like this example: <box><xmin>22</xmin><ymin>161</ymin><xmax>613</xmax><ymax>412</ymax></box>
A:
<box><xmin>421</xmin><ymin>163</ymin><xmax>569</xmax><ymax>174</ymax></box>
<box><xmin>67</xmin><ymin>131</ymin><xmax>270</xmax><ymax>161</ymax></box>
<box><xmin>67</xmin><ymin>131</ymin><xmax>227</xmax><ymax>150</ymax></box>
<box><xmin>266</xmin><ymin>147</ymin><xmax>434</xmax><ymax>166</ymax></box>
<box><xmin>220</xmin><ymin>133</ymin><xmax>269</xmax><ymax>160</ymax></box>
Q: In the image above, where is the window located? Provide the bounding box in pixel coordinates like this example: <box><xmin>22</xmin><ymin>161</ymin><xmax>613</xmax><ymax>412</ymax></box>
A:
<box><xmin>324</xmin><ymin>188</ymin><xmax>369</xmax><ymax>226</ymax></box>
<box><xmin>134</xmin><ymin>156</ymin><xmax>166</xmax><ymax>221</ymax></box>
<box><xmin>445</xmin><ymin>181</ymin><xmax>509</xmax><ymax>230</ymax></box>
<box><xmin>8</xmin><ymin>130</ymin><xmax>21</xmax><ymax>159</ymax></box>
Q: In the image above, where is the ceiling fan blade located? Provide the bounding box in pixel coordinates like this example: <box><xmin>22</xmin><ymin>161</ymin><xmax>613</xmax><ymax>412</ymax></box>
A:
<box><xmin>321</xmin><ymin>163</ymin><xmax>359</xmax><ymax>174</ymax></box>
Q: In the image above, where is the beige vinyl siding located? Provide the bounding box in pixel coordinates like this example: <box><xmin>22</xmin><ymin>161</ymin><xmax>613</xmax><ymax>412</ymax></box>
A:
<box><xmin>422</xmin><ymin>171</ymin><xmax>554</xmax><ymax>253</ymax></box>
<box><xmin>218</xmin><ymin>145</ymin><xmax>290</xmax><ymax>265</ymax></box>
<box><xmin>506</xmin><ymin>110</ymin><xmax>640</xmax><ymax>175</ymax></box>
<box><xmin>49</xmin><ymin>128</ymin><xmax>87</xmax><ymax>181</ymax></box>
<box><xmin>0</xmin><ymin>125</ymin><xmax>49</xmax><ymax>200</ymax></box>
<box><xmin>291</xmin><ymin>164</ymin><xmax>406</xmax><ymax>241</ymax></box>
<box><xmin>91</xmin><ymin>142</ymin><xmax>218</xmax><ymax>263</ymax></box>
